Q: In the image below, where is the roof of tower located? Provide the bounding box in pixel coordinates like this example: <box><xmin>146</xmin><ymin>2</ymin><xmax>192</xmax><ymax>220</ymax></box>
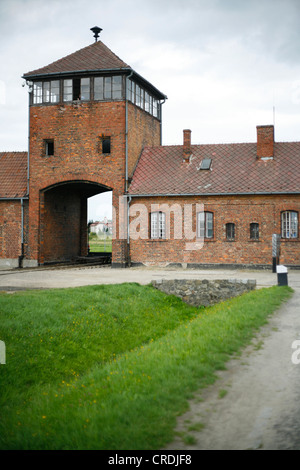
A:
<box><xmin>22</xmin><ymin>39</ymin><xmax>167</xmax><ymax>99</ymax></box>
<box><xmin>23</xmin><ymin>41</ymin><xmax>131</xmax><ymax>79</ymax></box>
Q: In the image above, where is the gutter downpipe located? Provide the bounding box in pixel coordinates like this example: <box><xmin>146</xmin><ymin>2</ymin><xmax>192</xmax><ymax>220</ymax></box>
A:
<box><xmin>159</xmin><ymin>98</ymin><xmax>166</xmax><ymax>145</ymax></box>
<box><xmin>125</xmin><ymin>70</ymin><xmax>134</xmax><ymax>193</ymax></box>
<box><xmin>125</xmin><ymin>71</ymin><xmax>134</xmax><ymax>267</ymax></box>
<box><xmin>19</xmin><ymin>82</ymin><xmax>32</xmax><ymax>268</ymax></box>
<box><xmin>18</xmin><ymin>198</ymin><xmax>24</xmax><ymax>268</ymax></box>
<box><xmin>26</xmin><ymin>81</ymin><xmax>32</xmax><ymax>196</ymax></box>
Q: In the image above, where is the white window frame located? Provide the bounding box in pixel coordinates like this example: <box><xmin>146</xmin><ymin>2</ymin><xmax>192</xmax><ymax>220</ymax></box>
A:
<box><xmin>197</xmin><ymin>212</ymin><xmax>213</xmax><ymax>239</ymax></box>
<box><xmin>151</xmin><ymin>211</ymin><xmax>166</xmax><ymax>239</ymax></box>
<box><xmin>281</xmin><ymin>211</ymin><xmax>298</xmax><ymax>239</ymax></box>
<box><xmin>33</xmin><ymin>82</ymin><xmax>43</xmax><ymax>104</ymax></box>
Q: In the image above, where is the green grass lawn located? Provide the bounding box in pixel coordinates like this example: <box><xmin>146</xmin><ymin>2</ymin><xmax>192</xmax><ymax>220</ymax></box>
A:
<box><xmin>0</xmin><ymin>283</ymin><xmax>292</xmax><ymax>450</ymax></box>
<box><xmin>89</xmin><ymin>237</ymin><xmax>112</xmax><ymax>253</ymax></box>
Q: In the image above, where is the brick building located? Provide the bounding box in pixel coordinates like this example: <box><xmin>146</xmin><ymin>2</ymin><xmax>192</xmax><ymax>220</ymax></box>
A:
<box><xmin>0</xmin><ymin>31</ymin><xmax>299</xmax><ymax>269</ymax></box>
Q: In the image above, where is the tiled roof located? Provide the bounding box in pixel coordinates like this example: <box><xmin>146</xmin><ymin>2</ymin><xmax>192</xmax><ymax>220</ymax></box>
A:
<box><xmin>23</xmin><ymin>41</ymin><xmax>130</xmax><ymax>78</ymax></box>
<box><xmin>0</xmin><ymin>152</ymin><xmax>28</xmax><ymax>198</ymax></box>
<box><xmin>129</xmin><ymin>142</ymin><xmax>300</xmax><ymax>196</ymax></box>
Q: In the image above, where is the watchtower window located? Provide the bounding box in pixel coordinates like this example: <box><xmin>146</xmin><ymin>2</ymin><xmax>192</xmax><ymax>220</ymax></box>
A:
<box><xmin>94</xmin><ymin>76</ymin><xmax>123</xmax><ymax>101</ymax></box>
<box><xmin>42</xmin><ymin>80</ymin><xmax>60</xmax><ymax>103</ymax></box>
<box><xmin>102</xmin><ymin>137</ymin><xmax>111</xmax><ymax>154</ymax></box>
<box><xmin>73</xmin><ymin>79</ymin><xmax>81</xmax><ymax>100</ymax></box>
<box><xmin>127</xmin><ymin>78</ymin><xmax>161</xmax><ymax>119</ymax></box>
<box><xmin>63</xmin><ymin>78</ymin><xmax>90</xmax><ymax>101</ymax></box>
<box><xmin>45</xmin><ymin>140</ymin><xmax>54</xmax><ymax>156</ymax></box>
<box><xmin>63</xmin><ymin>79</ymin><xmax>72</xmax><ymax>102</ymax></box>
<box><xmin>33</xmin><ymin>82</ymin><xmax>43</xmax><ymax>104</ymax></box>
<box><xmin>80</xmin><ymin>78</ymin><xmax>90</xmax><ymax>100</ymax></box>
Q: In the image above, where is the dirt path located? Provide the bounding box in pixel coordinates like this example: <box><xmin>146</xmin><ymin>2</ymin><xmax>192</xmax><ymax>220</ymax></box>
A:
<box><xmin>164</xmin><ymin>287</ymin><xmax>300</xmax><ymax>450</ymax></box>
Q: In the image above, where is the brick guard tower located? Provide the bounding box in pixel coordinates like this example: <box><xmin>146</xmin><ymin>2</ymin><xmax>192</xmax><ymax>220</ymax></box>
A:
<box><xmin>22</xmin><ymin>28</ymin><xmax>166</xmax><ymax>267</ymax></box>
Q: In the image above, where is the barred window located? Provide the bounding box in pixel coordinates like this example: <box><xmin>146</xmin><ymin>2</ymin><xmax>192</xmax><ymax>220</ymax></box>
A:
<box><xmin>281</xmin><ymin>211</ymin><xmax>298</xmax><ymax>238</ymax></box>
<box><xmin>226</xmin><ymin>223</ymin><xmax>235</xmax><ymax>241</ymax></box>
<box><xmin>250</xmin><ymin>223</ymin><xmax>259</xmax><ymax>240</ymax></box>
<box><xmin>197</xmin><ymin>212</ymin><xmax>213</xmax><ymax>239</ymax></box>
<box><xmin>151</xmin><ymin>211</ymin><xmax>166</xmax><ymax>239</ymax></box>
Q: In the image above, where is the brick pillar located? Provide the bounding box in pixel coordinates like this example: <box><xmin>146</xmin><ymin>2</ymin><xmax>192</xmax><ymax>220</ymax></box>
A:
<box><xmin>80</xmin><ymin>197</ymin><xmax>88</xmax><ymax>257</ymax></box>
<box><xmin>111</xmin><ymin>192</ymin><xmax>129</xmax><ymax>268</ymax></box>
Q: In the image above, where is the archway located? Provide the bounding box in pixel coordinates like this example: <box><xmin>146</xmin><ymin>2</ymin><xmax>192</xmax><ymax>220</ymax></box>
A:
<box><xmin>40</xmin><ymin>180</ymin><xmax>112</xmax><ymax>264</ymax></box>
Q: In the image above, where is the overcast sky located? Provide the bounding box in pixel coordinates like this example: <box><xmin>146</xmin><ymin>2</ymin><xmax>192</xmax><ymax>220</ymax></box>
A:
<box><xmin>1</xmin><ymin>0</ymin><xmax>300</xmax><ymax>219</ymax></box>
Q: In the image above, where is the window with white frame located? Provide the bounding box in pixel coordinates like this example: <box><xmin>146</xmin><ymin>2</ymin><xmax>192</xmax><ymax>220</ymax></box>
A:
<box><xmin>33</xmin><ymin>82</ymin><xmax>43</xmax><ymax>104</ymax></box>
<box><xmin>197</xmin><ymin>212</ymin><xmax>213</xmax><ymax>239</ymax></box>
<box><xmin>33</xmin><ymin>80</ymin><xmax>60</xmax><ymax>104</ymax></box>
<box><xmin>151</xmin><ymin>211</ymin><xmax>166</xmax><ymax>239</ymax></box>
<box><xmin>63</xmin><ymin>79</ymin><xmax>73</xmax><ymax>101</ymax></box>
<box><xmin>281</xmin><ymin>211</ymin><xmax>298</xmax><ymax>238</ymax></box>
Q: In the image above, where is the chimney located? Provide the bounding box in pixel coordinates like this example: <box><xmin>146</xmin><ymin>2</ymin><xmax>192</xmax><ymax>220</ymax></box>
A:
<box><xmin>256</xmin><ymin>125</ymin><xmax>274</xmax><ymax>159</ymax></box>
<box><xmin>183</xmin><ymin>129</ymin><xmax>191</xmax><ymax>162</ymax></box>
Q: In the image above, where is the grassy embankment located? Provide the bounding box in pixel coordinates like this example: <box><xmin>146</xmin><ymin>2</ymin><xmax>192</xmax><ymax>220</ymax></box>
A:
<box><xmin>0</xmin><ymin>283</ymin><xmax>292</xmax><ymax>449</ymax></box>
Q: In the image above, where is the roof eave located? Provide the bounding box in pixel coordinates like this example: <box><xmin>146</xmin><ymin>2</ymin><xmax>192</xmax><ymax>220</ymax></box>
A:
<box><xmin>128</xmin><ymin>191</ymin><xmax>300</xmax><ymax>197</ymax></box>
<box><xmin>0</xmin><ymin>196</ymin><xmax>29</xmax><ymax>200</ymax></box>
<box><xmin>22</xmin><ymin>67</ymin><xmax>132</xmax><ymax>80</ymax></box>
<box><xmin>130</xmin><ymin>70</ymin><xmax>167</xmax><ymax>100</ymax></box>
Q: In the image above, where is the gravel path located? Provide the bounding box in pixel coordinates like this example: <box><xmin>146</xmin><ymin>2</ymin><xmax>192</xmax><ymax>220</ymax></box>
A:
<box><xmin>164</xmin><ymin>287</ymin><xmax>300</xmax><ymax>450</ymax></box>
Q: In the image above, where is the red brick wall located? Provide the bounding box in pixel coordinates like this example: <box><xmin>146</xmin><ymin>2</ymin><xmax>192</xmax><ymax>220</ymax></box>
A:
<box><xmin>28</xmin><ymin>100</ymin><xmax>127</xmax><ymax>263</ymax></box>
<box><xmin>127</xmin><ymin>103</ymin><xmax>161</xmax><ymax>177</ymax></box>
<box><xmin>40</xmin><ymin>186</ymin><xmax>85</xmax><ymax>262</ymax></box>
<box><xmin>129</xmin><ymin>194</ymin><xmax>300</xmax><ymax>267</ymax></box>
<box><xmin>27</xmin><ymin>99</ymin><xmax>161</xmax><ymax>265</ymax></box>
<box><xmin>0</xmin><ymin>201</ymin><xmax>22</xmax><ymax>261</ymax></box>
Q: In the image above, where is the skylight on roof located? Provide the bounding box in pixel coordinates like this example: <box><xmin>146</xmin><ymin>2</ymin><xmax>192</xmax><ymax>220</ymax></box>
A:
<box><xmin>200</xmin><ymin>158</ymin><xmax>211</xmax><ymax>170</ymax></box>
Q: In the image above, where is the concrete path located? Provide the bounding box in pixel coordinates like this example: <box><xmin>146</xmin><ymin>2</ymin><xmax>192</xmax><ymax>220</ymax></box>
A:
<box><xmin>1</xmin><ymin>265</ymin><xmax>300</xmax><ymax>449</ymax></box>
<box><xmin>0</xmin><ymin>264</ymin><xmax>299</xmax><ymax>291</ymax></box>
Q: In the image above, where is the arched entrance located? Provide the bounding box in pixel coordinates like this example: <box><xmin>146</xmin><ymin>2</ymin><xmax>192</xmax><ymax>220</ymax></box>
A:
<box><xmin>40</xmin><ymin>180</ymin><xmax>112</xmax><ymax>264</ymax></box>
